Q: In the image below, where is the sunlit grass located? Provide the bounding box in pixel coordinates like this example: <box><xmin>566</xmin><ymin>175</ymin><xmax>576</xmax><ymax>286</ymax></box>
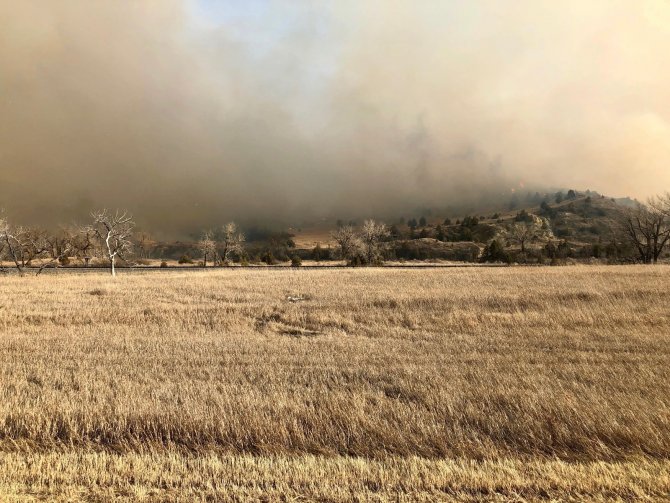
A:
<box><xmin>0</xmin><ymin>266</ymin><xmax>669</xmax><ymax>500</ymax></box>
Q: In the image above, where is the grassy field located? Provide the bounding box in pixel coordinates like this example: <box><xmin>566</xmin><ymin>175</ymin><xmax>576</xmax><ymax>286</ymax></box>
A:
<box><xmin>0</xmin><ymin>266</ymin><xmax>669</xmax><ymax>501</ymax></box>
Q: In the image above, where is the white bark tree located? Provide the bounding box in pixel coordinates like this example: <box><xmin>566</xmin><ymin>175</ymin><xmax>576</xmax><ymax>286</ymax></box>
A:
<box><xmin>0</xmin><ymin>214</ymin><xmax>75</xmax><ymax>276</ymax></box>
<box><xmin>360</xmin><ymin>219</ymin><xmax>389</xmax><ymax>264</ymax></box>
<box><xmin>331</xmin><ymin>225</ymin><xmax>358</xmax><ymax>261</ymax></box>
<box><xmin>88</xmin><ymin>209</ymin><xmax>134</xmax><ymax>276</ymax></box>
<box><xmin>198</xmin><ymin>230</ymin><xmax>217</xmax><ymax>267</ymax></box>
<box><xmin>0</xmin><ymin>217</ymin><xmax>27</xmax><ymax>275</ymax></box>
<box><xmin>219</xmin><ymin>222</ymin><xmax>245</xmax><ymax>265</ymax></box>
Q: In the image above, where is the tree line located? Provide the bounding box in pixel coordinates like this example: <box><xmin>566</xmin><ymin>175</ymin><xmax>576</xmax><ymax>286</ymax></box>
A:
<box><xmin>0</xmin><ymin>209</ymin><xmax>137</xmax><ymax>276</ymax></box>
<box><xmin>1</xmin><ymin>192</ymin><xmax>669</xmax><ymax>275</ymax></box>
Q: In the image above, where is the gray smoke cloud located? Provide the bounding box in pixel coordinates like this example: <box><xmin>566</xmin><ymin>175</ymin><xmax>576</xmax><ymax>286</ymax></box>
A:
<box><xmin>1</xmin><ymin>0</ymin><xmax>669</xmax><ymax>236</ymax></box>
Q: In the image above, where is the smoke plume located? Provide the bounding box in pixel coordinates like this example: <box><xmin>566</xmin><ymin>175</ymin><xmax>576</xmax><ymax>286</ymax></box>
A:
<box><xmin>1</xmin><ymin>0</ymin><xmax>669</xmax><ymax>235</ymax></box>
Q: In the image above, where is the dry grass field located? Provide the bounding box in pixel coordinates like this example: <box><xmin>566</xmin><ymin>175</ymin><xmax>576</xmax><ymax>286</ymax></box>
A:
<box><xmin>0</xmin><ymin>266</ymin><xmax>669</xmax><ymax>501</ymax></box>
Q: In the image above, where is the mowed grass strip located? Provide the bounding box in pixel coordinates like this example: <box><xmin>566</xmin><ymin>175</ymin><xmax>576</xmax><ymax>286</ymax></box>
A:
<box><xmin>0</xmin><ymin>452</ymin><xmax>668</xmax><ymax>502</ymax></box>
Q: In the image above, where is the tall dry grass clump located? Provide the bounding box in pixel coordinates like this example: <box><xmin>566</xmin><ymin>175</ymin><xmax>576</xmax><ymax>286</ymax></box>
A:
<box><xmin>0</xmin><ymin>266</ymin><xmax>669</xmax><ymax>500</ymax></box>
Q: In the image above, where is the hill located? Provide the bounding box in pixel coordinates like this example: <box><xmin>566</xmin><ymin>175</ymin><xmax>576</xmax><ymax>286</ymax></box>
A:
<box><xmin>284</xmin><ymin>191</ymin><xmax>638</xmax><ymax>264</ymax></box>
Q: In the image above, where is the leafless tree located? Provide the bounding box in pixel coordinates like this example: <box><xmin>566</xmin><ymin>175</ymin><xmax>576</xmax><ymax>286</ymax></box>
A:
<box><xmin>72</xmin><ymin>225</ymin><xmax>97</xmax><ymax>266</ymax></box>
<box><xmin>360</xmin><ymin>219</ymin><xmax>389</xmax><ymax>264</ymax></box>
<box><xmin>88</xmin><ymin>209</ymin><xmax>135</xmax><ymax>276</ymax></box>
<box><xmin>509</xmin><ymin>223</ymin><xmax>537</xmax><ymax>253</ymax></box>
<box><xmin>0</xmin><ymin>215</ymin><xmax>76</xmax><ymax>275</ymax></box>
<box><xmin>134</xmin><ymin>231</ymin><xmax>156</xmax><ymax>260</ymax></box>
<box><xmin>0</xmin><ymin>244</ymin><xmax>5</xmax><ymax>274</ymax></box>
<box><xmin>652</xmin><ymin>192</ymin><xmax>670</xmax><ymax>218</ymax></box>
<box><xmin>219</xmin><ymin>222</ymin><xmax>245</xmax><ymax>265</ymax></box>
<box><xmin>0</xmin><ymin>216</ymin><xmax>26</xmax><ymax>275</ymax></box>
<box><xmin>198</xmin><ymin>230</ymin><xmax>217</xmax><ymax>267</ymax></box>
<box><xmin>331</xmin><ymin>225</ymin><xmax>358</xmax><ymax>261</ymax></box>
<box><xmin>621</xmin><ymin>197</ymin><xmax>670</xmax><ymax>264</ymax></box>
<box><xmin>20</xmin><ymin>228</ymin><xmax>47</xmax><ymax>270</ymax></box>
<box><xmin>32</xmin><ymin>228</ymin><xmax>75</xmax><ymax>275</ymax></box>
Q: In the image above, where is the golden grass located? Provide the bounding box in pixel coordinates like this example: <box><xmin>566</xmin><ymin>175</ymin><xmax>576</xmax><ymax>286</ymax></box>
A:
<box><xmin>0</xmin><ymin>266</ymin><xmax>669</xmax><ymax>500</ymax></box>
<box><xmin>1</xmin><ymin>452</ymin><xmax>668</xmax><ymax>502</ymax></box>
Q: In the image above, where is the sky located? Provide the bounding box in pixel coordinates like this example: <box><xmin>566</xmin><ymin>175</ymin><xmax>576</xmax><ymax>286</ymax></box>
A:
<box><xmin>191</xmin><ymin>0</ymin><xmax>270</xmax><ymax>27</ymax></box>
<box><xmin>1</xmin><ymin>0</ymin><xmax>669</xmax><ymax>235</ymax></box>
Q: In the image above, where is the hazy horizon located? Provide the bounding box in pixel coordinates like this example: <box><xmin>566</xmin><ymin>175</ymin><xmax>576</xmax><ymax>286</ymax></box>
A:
<box><xmin>2</xmin><ymin>0</ymin><xmax>669</xmax><ymax>235</ymax></box>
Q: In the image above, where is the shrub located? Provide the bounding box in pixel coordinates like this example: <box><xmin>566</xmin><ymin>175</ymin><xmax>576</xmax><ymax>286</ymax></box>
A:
<box><xmin>312</xmin><ymin>244</ymin><xmax>323</xmax><ymax>262</ymax></box>
<box><xmin>160</xmin><ymin>261</ymin><xmax>168</xmax><ymax>268</ymax></box>
<box><xmin>545</xmin><ymin>241</ymin><xmax>557</xmax><ymax>259</ymax></box>
<box><xmin>178</xmin><ymin>254</ymin><xmax>194</xmax><ymax>264</ymax></box>
<box><xmin>591</xmin><ymin>244</ymin><xmax>602</xmax><ymax>258</ymax></box>
<box><xmin>274</xmin><ymin>250</ymin><xmax>289</xmax><ymax>262</ymax></box>
<box><xmin>557</xmin><ymin>240</ymin><xmax>572</xmax><ymax>258</ymax></box>
<box><xmin>347</xmin><ymin>253</ymin><xmax>368</xmax><ymax>267</ymax></box>
<box><xmin>515</xmin><ymin>209</ymin><xmax>533</xmax><ymax>223</ymax></box>
<box><xmin>539</xmin><ymin>201</ymin><xmax>557</xmax><ymax>219</ymax></box>
<box><xmin>435</xmin><ymin>225</ymin><xmax>445</xmax><ymax>241</ymax></box>
<box><xmin>261</xmin><ymin>250</ymin><xmax>276</xmax><ymax>265</ymax></box>
<box><xmin>460</xmin><ymin>227</ymin><xmax>473</xmax><ymax>242</ymax></box>
<box><xmin>461</xmin><ymin>216</ymin><xmax>478</xmax><ymax>228</ymax></box>
<box><xmin>480</xmin><ymin>240</ymin><xmax>510</xmax><ymax>264</ymax></box>
<box><xmin>555</xmin><ymin>227</ymin><xmax>571</xmax><ymax>238</ymax></box>
<box><xmin>291</xmin><ymin>255</ymin><xmax>302</xmax><ymax>267</ymax></box>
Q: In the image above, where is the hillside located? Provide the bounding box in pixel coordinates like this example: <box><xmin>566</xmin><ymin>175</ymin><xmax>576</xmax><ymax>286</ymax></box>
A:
<box><xmin>284</xmin><ymin>191</ymin><xmax>636</xmax><ymax>263</ymax></box>
<box><xmin>120</xmin><ymin>191</ymin><xmax>641</xmax><ymax>266</ymax></box>
<box><xmin>5</xmin><ymin>190</ymin><xmax>638</xmax><ymax>269</ymax></box>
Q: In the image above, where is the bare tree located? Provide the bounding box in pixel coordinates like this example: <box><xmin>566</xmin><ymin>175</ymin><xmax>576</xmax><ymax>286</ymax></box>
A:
<box><xmin>134</xmin><ymin>231</ymin><xmax>156</xmax><ymax>260</ymax></box>
<box><xmin>509</xmin><ymin>223</ymin><xmax>537</xmax><ymax>253</ymax></box>
<box><xmin>360</xmin><ymin>219</ymin><xmax>389</xmax><ymax>264</ymax></box>
<box><xmin>88</xmin><ymin>209</ymin><xmax>135</xmax><ymax>276</ymax></box>
<box><xmin>652</xmin><ymin>192</ymin><xmax>670</xmax><ymax>218</ymax></box>
<box><xmin>32</xmin><ymin>228</ymin><xmax>75</xmax><ymax>275</ymax></box>
<box><xmin>331</xmin><ymin>225</ymin><xmax>358</xmax><ymax>261</ymax></box>
<box><xmin>621</xmin><ymin>198</ymin><xmax>670</xmax><ymax>264</ymax></box>
<box><xmin>0</xmin><ymin>217</ymin><xmax>26</xmax><ymax>275</ymax></box>
<box><xmin>72</xmin><ymin>225</ymin><xmax>97</xmax><ymax>266</ymax></box>
<box><xmin>0</xmin><ymin>215</ymin><xmax>76</xmax><ymax>276</ymax></box>
<box><xmin>219</xmin><ymin>222</ymin><xmax>245</xmax><ymax>264</ymax></box>
<box><xmin>198</xmin><ymin>230</ymin><xmax>217</xmax><ymax>267</ymax></box>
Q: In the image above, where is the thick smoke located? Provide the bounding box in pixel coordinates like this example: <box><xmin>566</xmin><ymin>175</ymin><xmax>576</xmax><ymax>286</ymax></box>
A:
<box><xmin>1</xmin><ymin>0</ymin><xmax>669</xmax><ymax>236</ymax></box>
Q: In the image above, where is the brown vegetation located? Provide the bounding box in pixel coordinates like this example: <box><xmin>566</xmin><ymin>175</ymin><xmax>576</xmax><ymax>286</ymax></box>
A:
<box><xmin>0</xmin><ymin>267</ymin><xmax>669</xmax><ymax>500</ymax></box>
